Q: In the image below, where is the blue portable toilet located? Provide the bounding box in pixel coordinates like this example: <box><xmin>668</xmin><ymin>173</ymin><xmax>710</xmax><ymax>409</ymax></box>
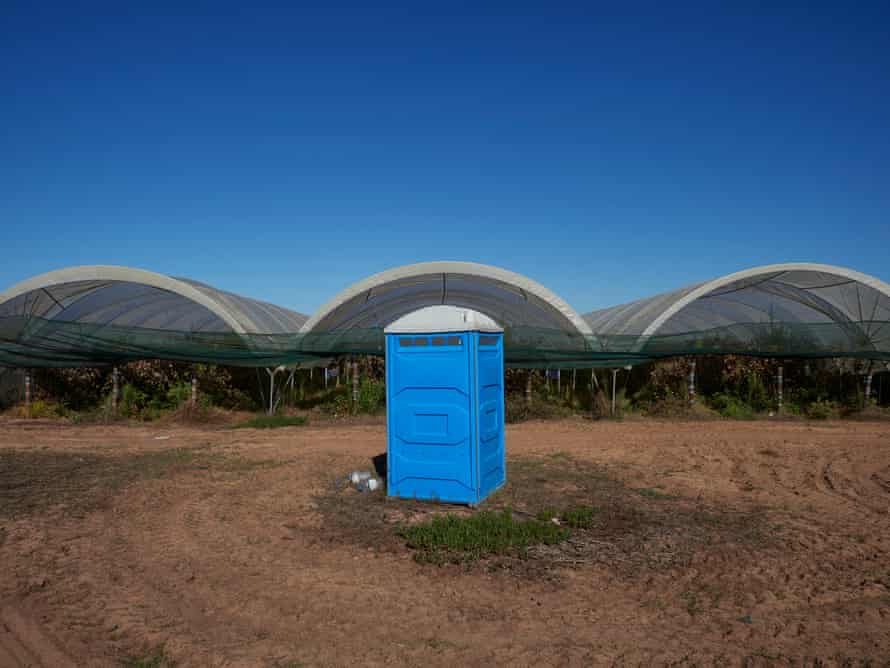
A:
<box><xmin>384</xmin><ymin>306</ymin><xmax>505</xmax><ymax>505</ymax></box>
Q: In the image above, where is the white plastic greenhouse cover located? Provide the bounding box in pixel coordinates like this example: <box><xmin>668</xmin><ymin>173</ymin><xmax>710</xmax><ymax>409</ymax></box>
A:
<box><xmin>583</xmin><ymin>263</ymin><xmax>890</xmax><ymax>351</ymax></box>
<box><xmin>1</xmin><ymin>260</ymin><xmax>890</xmax><ymax>365</ymax></box>
<box><xmin>0</xmin><ymin>265</ymin><xmax>309</xmax><ymax>334</ymax></box>
<box><xmin>300</xmin><ymin>261</ymin><xmax>592</xmax><ymax>336</ymax></box>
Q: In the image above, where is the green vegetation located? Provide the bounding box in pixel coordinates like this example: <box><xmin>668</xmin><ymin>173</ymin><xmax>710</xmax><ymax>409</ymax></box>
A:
<box><xmin>123</xmin><ymin>645</ymin><xmax>177</xmax><ymax>667</ymax></box>
<box><xmin>17</xmin><ymin>398</ymin><xmax>68</xmax><ymax>419</ymax></box>
<box><xmin>559</xmin><ymin>505</ymin><xmax>599</xmax><ymax>528</ymax></box>
<box><xmin>707</xmin><ymin>393</ymin><xmax>756</xmax><ymax>419</ymax></box>
<box><xmin>231</xmin><ymin>414</ymin><xmax>308</xmax><ymax>429</ymax></box>
<box><xmin>6</xmin><ymin>355</ymin><xmax>887</xmax><ymax>422</ymax></box>
<box><xmin>400</xmin><ymin>509</ymin><xmax>569</xmax><ymax>564</ymax></box>
<box><xmin>636</xmin><ymin>487</ymin><xmax>674</xmax><ymax>500</ymax></box>
<box><xmin>805</xmin><ymin>398</ymin><xmax>836</xmax><ymax>419</ymax></box>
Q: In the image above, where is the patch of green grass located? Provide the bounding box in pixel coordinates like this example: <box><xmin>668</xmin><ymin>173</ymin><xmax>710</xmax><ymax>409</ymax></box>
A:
<box><xmin>560</xmin><ymin>506</ymin><xmax>599</xmax><ymax>528</ymax></box>
<box><xmin>636</xmin><ymin>487</ymin><xmax>674</xmax><ymax>500</ymax></box>
<box><xmin>536</xmin><ymin>506</ymin><xmax>559</xmax><ymax>521</ymax></box>
<box><xmin>401</xmin><ymin>509</ymin><xmax>569</xmax><ymax>564</ymax></box>
<box><xmin>231</xmin><ymin>415</ymin><xmax>308</xmax><ymax>429</ymax></box>
<box><xmin>123</xmin><ymin>645</ymin><xmax>176</xmax><ymax>667</ymax></box>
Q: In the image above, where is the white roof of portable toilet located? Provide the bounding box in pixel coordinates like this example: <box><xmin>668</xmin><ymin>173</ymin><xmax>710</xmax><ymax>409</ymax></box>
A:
<box><xmin>384</xmin><ymin>305</ymin><xmax>503</xmax><ymax>334</ymax></box>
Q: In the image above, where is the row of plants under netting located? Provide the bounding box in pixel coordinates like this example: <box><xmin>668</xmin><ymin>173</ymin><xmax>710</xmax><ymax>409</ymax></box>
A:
<box><xmin>504</xmin><ymin>356</ymin><xmax>890</xmax><ymax>420</ymax></box>
<box><xmin>0</xmin><ymin>355</ymin><xmax>888</xmax><ymax>422</ymax></box>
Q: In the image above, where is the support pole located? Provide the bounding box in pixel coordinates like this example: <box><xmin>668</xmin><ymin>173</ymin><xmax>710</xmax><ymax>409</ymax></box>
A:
<box><xmin>24</xmin><ymin>369</ymin><xmax>31</xmax><ymax>416</ymax></box>
<box><xmin>112</xmin><ymin>366</ymin><xmax>120</xmax><ymax>411</ymax></box>
<box><xmin>265</xmin><ymin>367</ymin><xmax>279</xmax><ymax>416</ymax></box>
<box><xmin>865</xmin><ymin>371</ymin><xmax>873</xmax><ymax>406</ymax></box>
<box><xmin>557</xmin><ymin>369</ymin><xmax>561</xmax><ymax>396</ymax></box>
<box><xmin>777</xmin><ymin>365</ymin><xmax>784</xmax><ymax>414</ymax></box>
<box><xmin>352</xmin><ymin>358</ymin><xmax>360</xmax><ymax>412</ymax></box>
<box><xmin>525</xmin><ymin>371</ymin><xmax>533</xmax><ymax>406</ymax></box>
<box><xmin>611</xmin><ymin>368</ymin><xmax>618</xmax><ymax>416</ymax></box>
<box><xmin>190</xmin><ymin>374</ymin><xmax>198</xmax><ymax>408</ymax></box>
<box><xmin>590</xmin><ymin>369</ymin><xmax>602</xmax><ymax>419</ymax></box>
<box><xmin>687</xmin><ymin>359</ymin><xmax>696</xmax><ymax>406</ymax></box>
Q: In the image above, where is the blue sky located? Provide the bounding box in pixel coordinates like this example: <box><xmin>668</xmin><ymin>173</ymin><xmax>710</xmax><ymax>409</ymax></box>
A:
<box><xmin>2</xmin><ymin>2</ymin><xmax>889</xmax><ymax>315</ymax></box>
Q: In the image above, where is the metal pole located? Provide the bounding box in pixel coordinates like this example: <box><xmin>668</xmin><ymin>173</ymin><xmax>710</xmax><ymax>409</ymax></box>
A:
<box><xmin>557</xmin><ymin>369</ymin><xmax>561</xmax><ymax>396</ymax></box>
<box><xmin>112</xmin><ymin>366</ymin><xmax>120</xmax><ymax>411</ymax></box>
<box><xmin>865</xmin><ymin>372</ymin><xmax>873</xmax><ymax>406</ymax></box>
<box><xmin>266</xmin><ymin>367</ymin><xmax>276</xmax><ymax>416</ymax></box>
<box><xmin>352</xmin><ymin>358</ymin><xmax>360</xmax><ymax>411</ymax></box>
<box><xmin>190</xmin><ymin>374</ymin><xmax>198</xmax><ymax>407</ymax></box>
<box><xmin>525</xmin><ymin>371</ymin><xmax>533</xmax><ymax>406</ymax></box>
<box><xmin>777</xmin><ymin>365</ymin><xmax>784</xmax><ymax>414</ymax></box>
<box><xmin>611</xmin><ymin>368</ymin><xmax>618</xmax><ymax>416</ymax></box>
<box><xmin>24</xmin><ymin>369</ymin><xmax>31</xmax><ymax>416</ymax></box>
<box><xmin>688</xmin><ymin>360</ymin><xmax>696</xmax><ymax>406</ymax></box>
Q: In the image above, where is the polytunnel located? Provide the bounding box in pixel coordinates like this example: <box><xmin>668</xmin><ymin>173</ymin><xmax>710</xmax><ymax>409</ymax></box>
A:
<box><xmin>297</xmin><ymin>261</ymin><xmax>593</xmax><ymax>365</ymax></box>
<box><xmin>582</xmin><ymin>263</ymin><xmax>890</xmax><ymax>364</ymax></box>
<box><xmin>0</xmin><ymin>265</ymin><xmax>310</xmax><ymax>367</ymax></box>
<box><xmin>0</xmin><ymin>261</ymin><xmax>889</xmax><ymax>367</ymax></box>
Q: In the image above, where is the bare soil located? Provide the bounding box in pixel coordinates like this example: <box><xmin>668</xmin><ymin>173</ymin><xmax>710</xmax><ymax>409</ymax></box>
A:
<box><xmin>1</xmin><ymin>416</ymin><xmax>889</xmax><ymax>666</ymax></box>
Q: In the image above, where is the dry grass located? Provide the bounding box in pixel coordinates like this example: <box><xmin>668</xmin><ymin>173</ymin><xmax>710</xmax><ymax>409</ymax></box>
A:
<box><xmin>0</xmin><ymin>446</ymin><xmax>279</xmax><ymax>520</ymax></box>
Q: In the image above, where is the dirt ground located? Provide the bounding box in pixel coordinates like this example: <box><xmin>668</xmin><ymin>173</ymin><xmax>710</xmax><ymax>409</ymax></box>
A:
<box><xmin>1</xmin><ymin>416</ymin><xmax>889</xmax><ymax>667</ymax></box>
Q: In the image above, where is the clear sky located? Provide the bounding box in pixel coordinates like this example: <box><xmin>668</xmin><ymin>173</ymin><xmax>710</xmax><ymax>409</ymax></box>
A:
<box><xmin>3</xmin><ymin>2</ymin><xmax>889</xmax><ymax>316</ymax></box>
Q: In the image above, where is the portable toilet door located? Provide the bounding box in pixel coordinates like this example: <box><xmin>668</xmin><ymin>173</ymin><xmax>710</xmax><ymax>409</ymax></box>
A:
<box><xmin>384</xmin><ymin>306</ymin><xmax>505</xmax><ymax>505</ymax></box>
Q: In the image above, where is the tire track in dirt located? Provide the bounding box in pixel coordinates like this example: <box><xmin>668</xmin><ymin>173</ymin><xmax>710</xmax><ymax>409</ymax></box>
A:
<box><xmin>818</xmin><ymin>454</ymin><xmax>889</xmax><ymax>515</ymax></box>
<box><xmin>0</xmin><ymin>606</ymin><xmax>75</xmax><ymax>667</ymax></box>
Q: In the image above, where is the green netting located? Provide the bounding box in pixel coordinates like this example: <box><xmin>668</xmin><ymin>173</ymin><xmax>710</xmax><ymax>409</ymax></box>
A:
<box><xmin>1</xmin><ymin>316</ymin><xmax>888</xmax><ymax>369</ymax></box>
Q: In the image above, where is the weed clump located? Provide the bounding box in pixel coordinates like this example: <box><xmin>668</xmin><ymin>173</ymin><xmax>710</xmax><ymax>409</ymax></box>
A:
<box><xmin>124</xmin><ymin>644</ymin><xmax>177</xmax><ymax>667</ymax></box>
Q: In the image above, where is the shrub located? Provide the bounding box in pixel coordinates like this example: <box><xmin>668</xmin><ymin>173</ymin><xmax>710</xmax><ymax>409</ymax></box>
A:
<box><xmin>505</xmin><ymin>394</ymin><xmax>529</xmax><ymax>423</ymax></box>
<box><xmin>19</xmin><ymin>399</ymin><xmax>68</xmax><ymax>419</ymax></box>
<box><xmin>806</xmin><ymin>399</ymin><xmax>836</xmax><ymax>420</ymax></box>
<box><xmin>505</xmin><ymin>393</ymin><xmax>572</xmax><ymax>423</ymax></box>
<box><xmin>356</xmin><ymin>377</ymin><xmax>385</xmax><ymax>414</ymax></box>
<box><xmin>639</xmin><ymin>394</ymin><xmax>690</xmax><ymax>418</ymax></box>
<box><xmin>120</xmin><ymin>384</ymin><xmax>148</xmax><ymax>417</ymax></box>
<box><xmin>708</xmin><ymin>393</ymin><xmax>756</xmax><ymax>419</ymax></box>
<box><xmin>166</xmin><ymin>382</ymin><xmax>192</xmax><ymax>408</ymax></box>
